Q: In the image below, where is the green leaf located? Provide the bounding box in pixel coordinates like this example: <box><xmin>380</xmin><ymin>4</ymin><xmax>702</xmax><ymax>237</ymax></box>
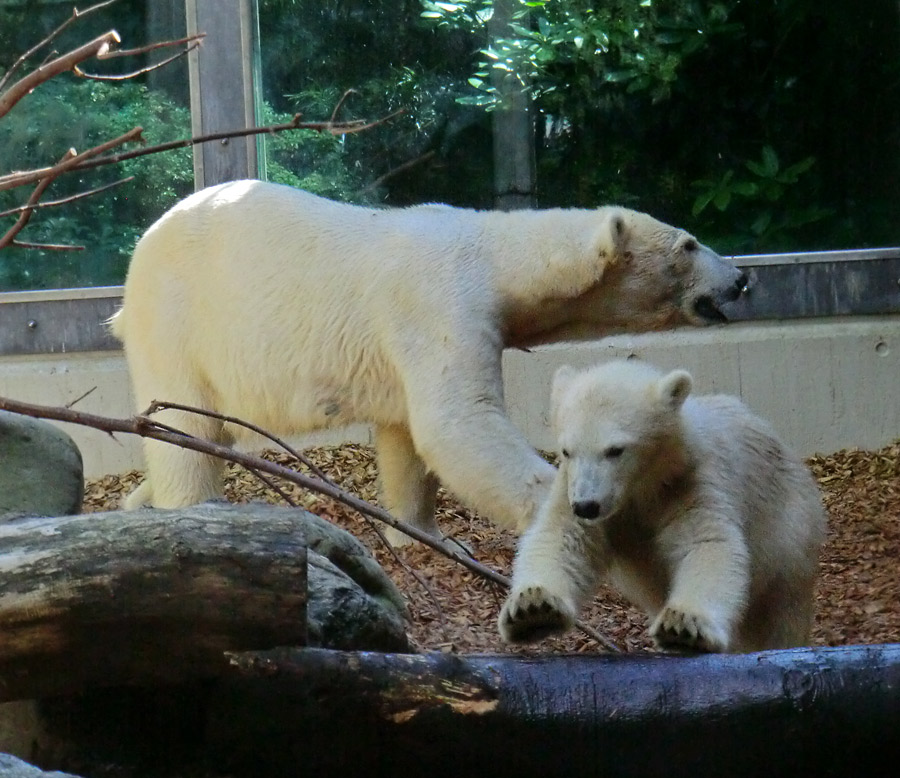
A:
<box><xmin>713</xmin><ymin>189</ymin><xmax>732</xmax><ymax>211</ymax></box>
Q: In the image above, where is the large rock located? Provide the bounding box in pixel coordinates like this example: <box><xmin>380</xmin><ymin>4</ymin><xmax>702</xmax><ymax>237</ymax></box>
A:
<box><xmin>0</xmin><ymin>753</ymin><xmax>81</xmax><ymax>777</ymax></box>
<box><xmin>217</xmin><ymin>502</ymin><xmax>410</xmax><ymax>651</ymax></box>
<box><xmin>0</xmin><ymin>412</ymin><xmax>83</xmax><ymax>520</ymax></box>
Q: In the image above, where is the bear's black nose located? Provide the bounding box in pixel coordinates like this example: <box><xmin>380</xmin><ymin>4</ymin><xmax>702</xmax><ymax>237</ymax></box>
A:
<box><xmin>572</xmin><ymin>500</ymin><xmax>601</xmax><ymax>520</ymax></box>
<box><xmin>728</xmin><ymin>272</ymin><xmax>749</xmax><ymax>300</ymax></box>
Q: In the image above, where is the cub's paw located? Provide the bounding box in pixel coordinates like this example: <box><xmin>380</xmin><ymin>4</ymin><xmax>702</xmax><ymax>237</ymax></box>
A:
<box><xmin>499</xmin><ymin>586</ymin><xmax>575</xmax><ymax>644</ymax></box>
<box><xmin>650</xmin><ymin>606</ymin><xmax>729</xmax><ymax>653</ymax></box>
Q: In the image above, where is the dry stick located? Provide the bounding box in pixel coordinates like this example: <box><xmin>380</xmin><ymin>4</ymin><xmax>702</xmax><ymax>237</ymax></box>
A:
<box><xmin>0</xmin><ymin>177</ymin><xmax>133</xmax><ymax>219</ymax></box>
<box><xmin>0</xmin><ymin>149</ymin><xmax>76</xmax><ymax>251</ymax></box>
<box><xmin>75</xmin><ymin>38</ymin><xmax>203</xmax><ymax>81</ymax></box>
<box><xmin>144</xmin><ymin>400</ymin><xmax>330</xmax><ymax>482</ymax></box>
<box><xmin>0</xmin><ymin>394</ymin><xmax>620</xmax><ymax>652</ymax></box>
<box><xmin>0</xmin><ymin>128</ymin><xmax>142</xmax><ymax>249</ymax></box>
<box><xmin>0</xmin><ymin>112</ymin><xmax>401</xmax><ymax>194</ymax></box>
<box><xmin>10</xmin><ymin>241</ymin><xmax>84</xmax><ymax>251</ymax></box>
<box><xmin>143</xmin><ymin>400</ymin><xmax>451</xmax><ymax>641</ymax></box>
<box><xmin>0</xmin><ymin>0</ymin><xmax>119</xmax><ymax>93</ymax></box>
<box><xmin>96</xmin><ymin>33</ymin><xmax>205</xmax><ymax>60</ymax></box>
<box><xmin>0</xmin><ymin>30</ymin><xmax>122</xmax><ymax>119</ymax></box>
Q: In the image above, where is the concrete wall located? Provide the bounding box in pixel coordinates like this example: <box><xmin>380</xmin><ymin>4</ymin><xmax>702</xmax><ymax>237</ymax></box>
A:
<box><xmin>1</xmin><ymin>316</ymin><xmax>897</xmax><ymax>479</ymax></box>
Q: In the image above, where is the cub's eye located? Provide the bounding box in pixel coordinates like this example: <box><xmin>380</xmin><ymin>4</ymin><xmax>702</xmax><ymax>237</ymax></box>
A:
<box><xmin>605</xmin><ymin>446</ymin><xmax>625</xmax><ymax>459</ymax></box>
<box><xmin>561</xmin><ymin>448</ymin><xmax>571</xmax><ymax>459</ymax></box>
<box><xmin>682</xmin><ymin>238</ymin><xmax>699</xmax><ymax>252</ymax></box>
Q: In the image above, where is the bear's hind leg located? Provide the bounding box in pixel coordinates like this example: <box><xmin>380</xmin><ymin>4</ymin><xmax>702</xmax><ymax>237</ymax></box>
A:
<box><xmin>127</xmin><ymin>406</ymin><xmax>229</xmax><ymax>510</ymax></box>
<box><xmin>375</xmin><ymin>424</ymin><xmax>440</xmax><ymax>547</ymax></box>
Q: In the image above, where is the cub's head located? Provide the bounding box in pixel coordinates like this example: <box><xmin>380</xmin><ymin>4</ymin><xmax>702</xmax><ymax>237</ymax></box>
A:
<box><xmin>584</xmin><ymin>208</ymin><xmax>748</xmax><ymax>332</ymax></box>
<box><xmin>550</xmin><ymin>360</ymin><xmax>693</xmax><ymax>522</ymax></box>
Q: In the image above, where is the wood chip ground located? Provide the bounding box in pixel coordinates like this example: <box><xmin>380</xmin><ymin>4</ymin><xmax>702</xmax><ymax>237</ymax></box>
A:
<box><xmin>83</xmin><ymin>441</ymin><xmax>900</xmax><ymax>654</ymax></box>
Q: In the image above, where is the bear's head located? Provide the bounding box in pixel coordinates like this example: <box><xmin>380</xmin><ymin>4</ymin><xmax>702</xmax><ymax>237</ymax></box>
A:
<box><xmin>585</xmin><ymin>209</ymin><xmax>748</xmax><ymax>332</ymax></box>
<box><xmin>550</xmin><ymin>359</ymin><xmax>693</xmax><ymax>522</ymax></box>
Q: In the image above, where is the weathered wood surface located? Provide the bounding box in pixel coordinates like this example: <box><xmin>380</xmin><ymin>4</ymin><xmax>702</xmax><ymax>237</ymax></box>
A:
<box><xmin>206</xmin><ymin>644</ymin><xmax>900</xmax><ymax>778</ymax></box>
<box><xmin>0</xmin><ymin>509</ymin><xmax>307</xmax><ymax>701</ymax></box>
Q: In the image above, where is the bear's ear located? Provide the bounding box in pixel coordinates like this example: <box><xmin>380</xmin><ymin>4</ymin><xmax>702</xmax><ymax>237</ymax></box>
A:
<box><xmin>658</xmin><ymin>369</ymin><xmax>693</xmax><ymax>410</ymax></box>
<box><xmin>594</xmin><ymin>210</ymin><xmax>629</xmax><ymax>262</ymax></box>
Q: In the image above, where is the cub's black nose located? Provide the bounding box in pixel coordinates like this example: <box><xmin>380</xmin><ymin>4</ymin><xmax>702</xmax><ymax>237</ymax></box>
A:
<box><xmin>572</xmin><ymin>500</ymin><xmax>601</xmax><ymax>520</ymax></box>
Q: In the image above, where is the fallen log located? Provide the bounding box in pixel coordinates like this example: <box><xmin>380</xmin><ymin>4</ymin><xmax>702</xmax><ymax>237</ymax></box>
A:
<box><xmin>0</xmin><ymin>506</ymin><xmax>308</xmax><ymax>700</ymax></box>
<box><xmin>206</xmin><ymin>644</ymin><xmax>900</xmax><ymax>778</ymax></box>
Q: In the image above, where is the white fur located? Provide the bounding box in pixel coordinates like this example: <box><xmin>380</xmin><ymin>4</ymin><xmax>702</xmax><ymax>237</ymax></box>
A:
<box><xmin>499</xmin><ymin>359</ymin><xmax>826</xmax><ymax>653</ymax></box>
<box><xmin>111</xmin><ymin>181</ymin><xmax>745</xmax><ymax>546</ymax></box>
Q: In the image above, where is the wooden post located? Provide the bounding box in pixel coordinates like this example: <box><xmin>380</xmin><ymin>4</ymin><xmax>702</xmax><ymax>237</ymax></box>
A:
<box><xmin>185</xmin><ymin>0</ymin><xmax>259</xmax><ymax>187</ymax></box>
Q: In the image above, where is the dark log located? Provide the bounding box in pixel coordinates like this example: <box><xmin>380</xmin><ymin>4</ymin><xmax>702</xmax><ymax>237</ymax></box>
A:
<box><xmin>206</xmin><ymin>645</ymin><xmax>900</xmax><ymax>778</ymax></box>
<box><xmin>0</xmin><ymin>508</ymin><xmax>307</xmax><ymax>701</ymax></box>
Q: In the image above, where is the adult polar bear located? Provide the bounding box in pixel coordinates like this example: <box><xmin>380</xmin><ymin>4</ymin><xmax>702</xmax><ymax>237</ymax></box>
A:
<box><xmin>111</xmin><ymin>180</ymin><xmax>747</xmax><ymax>545</ymax></box>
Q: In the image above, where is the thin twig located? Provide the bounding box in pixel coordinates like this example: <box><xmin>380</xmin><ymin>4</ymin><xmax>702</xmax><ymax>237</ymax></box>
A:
<box><xmin>144</xmin><ymin>400</ymin><xmax>331</xmax><ymax>482</ymax></box>
<box><xmin>75</xmin><ymin>37</ymin><xmax>203</xmax><ymax>81</ymax></box>
<box><xmin>10</xmin><ymin>240</ymin><xmax>85</xmax><ymax>251</ymax></box>
<box><xmin>0</xmin><ymin>394</ymin><xmax>621</xmax><ymax>652</ymax></box>
<box><xmin>0</xmin><ymin>114</ymin><xmax>398</xmax><ymax>194</ymax></box>
<box><xmin>243</xmin><ymin>467</ymin><xmax>299</xmax><ymax>507</ymax></box>
<box><xmin>329</xmin><ymin>88</ymin><xmax>359</xmax><ymax>124</ymax></box>
<box><xmin>0</xmin><ymin>177</ymin><xmax>133</xmax><ymax>219</ymax></box>
<box><xmin>65</xmin><ymin>386</ymin><xmax>97</xmax><ymax>409</ymax></box>
<box><xmin>97</xmin><ymin>33</ymin><xmax>205</xmax><ymax>59</ymax></box>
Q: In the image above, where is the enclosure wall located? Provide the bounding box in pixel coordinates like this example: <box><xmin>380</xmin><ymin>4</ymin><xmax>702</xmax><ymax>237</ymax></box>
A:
<box><xmin>0</xmin><ymin>317</ymin><xmax>897</xmax><ymax>478</ymax></box>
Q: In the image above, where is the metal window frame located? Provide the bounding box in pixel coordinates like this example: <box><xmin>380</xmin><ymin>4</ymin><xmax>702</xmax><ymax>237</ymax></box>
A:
<box><xmin>0</xmin><ymin>0</ymin><xmax>898</xmax><ymax>357</ymax></box>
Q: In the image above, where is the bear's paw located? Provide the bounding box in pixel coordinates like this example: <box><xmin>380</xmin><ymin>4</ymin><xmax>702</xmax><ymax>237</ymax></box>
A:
<box><xmin>650</xmin><ymin>606</ymin><xmax>729</xmax><ymax>653</ymax></box>
<box><xmin>499</xmin><ymin>585</ymin><xmax>575</xmax><ymax>644</ymax></box>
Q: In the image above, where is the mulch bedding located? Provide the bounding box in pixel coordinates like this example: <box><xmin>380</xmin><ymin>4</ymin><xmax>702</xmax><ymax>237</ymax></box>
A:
<box><xmin>83</xmin><ymin>440</ymin><xmax>900</xmax><ymax>654</ymax></box>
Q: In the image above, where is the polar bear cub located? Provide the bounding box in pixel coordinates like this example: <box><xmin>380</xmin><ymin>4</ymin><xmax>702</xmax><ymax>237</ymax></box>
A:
<box><xmin>499</xmin><ymin>359</ymin><xmax>825</xmax><ymax>653</ymax></box>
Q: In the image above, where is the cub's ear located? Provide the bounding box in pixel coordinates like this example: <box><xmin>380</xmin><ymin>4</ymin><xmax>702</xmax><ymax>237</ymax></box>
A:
<box><xmin>594</xmin><ymin>210</ymin><xmax>629</xmax><ymax>262</ymax></box>
<box><xmin>550</xmin><ymin>365</ymin><xmax>578</xmax><ymax>408</ymax></box>
<box><xmin>550</xmin><ymin>365</ymin><xmax>579</xmax><ymax>430</ymax></box>
<box><xmin>658</xmin><ymin>369</ymin><xmax>693</xmax><ymax>410</ymax></box>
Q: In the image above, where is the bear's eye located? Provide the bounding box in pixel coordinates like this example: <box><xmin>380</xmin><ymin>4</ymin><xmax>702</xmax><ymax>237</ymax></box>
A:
<box><xmin>682</xmin><ymin>238</ymin><xmax>699</xmax><ymax>253</ymax></box>
<box><xmin>605</xmin><ymin>446</ymin><xmax>625</xmax><ymax>459</ymax></box>
<box><xmin>561</xmin><ymin>448</ymin><xmax>571</xmax><ymax>459</ymax></box>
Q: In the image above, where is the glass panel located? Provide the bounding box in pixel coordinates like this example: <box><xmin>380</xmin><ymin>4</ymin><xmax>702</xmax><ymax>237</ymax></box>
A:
<box><xmin>0</xmin><ymin>0</ymin><xmax>193</xmax><ymax>292</ymax></box>
<box><xmin>256</xmin><ymin>0</ymin><xmax>900</xmax><ymax>254</ymax></box>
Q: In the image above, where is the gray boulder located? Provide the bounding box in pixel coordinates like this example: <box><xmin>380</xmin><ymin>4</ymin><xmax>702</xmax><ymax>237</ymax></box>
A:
<box><xmin>165</xmin><ymin>502</ymin><xmax>410</xmax><ymax>652</ymax></box>
<box><xmin>0</xmin><ymin>753</ymin><xmax>81</xmax><ymax>777</ymax></box>
<box><xmin>0</xmin><ymin>412</ymin><xmax>83</xmax><ymax>520</ymax></box>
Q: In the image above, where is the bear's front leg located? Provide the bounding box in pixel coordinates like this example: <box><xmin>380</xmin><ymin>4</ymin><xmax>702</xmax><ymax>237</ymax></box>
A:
<box><xmin>651</xmin><ymin>517</ymin><xmax>750</xmax><ymax>653</ymax></box>
<box><xmin>499</xmin><ymin>480</ymin><xmax>600</xmax><ymax>643</ymax></box>
<box><xmin>499</xmin><ymin>585</ymin><xmax>576</xmax><ymax>643</ymax></box>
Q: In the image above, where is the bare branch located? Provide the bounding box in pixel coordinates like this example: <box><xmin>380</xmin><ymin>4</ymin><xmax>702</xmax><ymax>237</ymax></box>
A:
<box><xmin>0</xmin><ymin>128</ymin><xmax>141</xmax><ymax>248</ymax></box>
<box><xmin>97</xmin><ymin>33</ymin><xmax>205</xmax><ymax>60</ymax></box>
<box><xmin>145</xmin><ymin>399</ymin><xmax>330</xmax><ymax>482</ymax></box>
<box><xmin>9</xmin><ymin>240</ymin><xmax>85</xmax><ymax>251</ymax></box>
<box><xmin>0</xmin><ymin>30</ymin><xmax>122</xmax><ymax>119</ymax></box>
<box><xmin>0</xmin><ymin>114</ymin><xmax>399</xmax><ymax>194</ymax></box>
<box><xmin>75</xmin><ymin>35</ymin><xmax>204</xmax><ymax>81</ymax></box>
<box><xmin>0</xmin><ymin>149</ymin><xmax>76</xmax><ymax>251</ymax></box>
<box><xmin>0</xmin><ymin>177</ymin><xmax>133</xmax><ymax>219</ymax></box>
<box><xmin>329</xmin><ymin>88</ymin><xmax>359</xmax><ymax>124</ymax></box>
<box><xmin>0</xmin><ymin>0</ymin><xmax>120</xmax><ymax>93</ymax></box>
<box><xmin>0</xmin><ymin>394</ymin><xmax>621</xmax><ymax>652</ymax></box>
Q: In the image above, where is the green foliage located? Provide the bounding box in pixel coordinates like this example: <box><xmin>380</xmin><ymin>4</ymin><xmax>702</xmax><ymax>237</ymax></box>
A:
<box><xmin>690</xmin><ymin>146</ymin><xmax>830</xmax><ymax>252</ymax></box>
